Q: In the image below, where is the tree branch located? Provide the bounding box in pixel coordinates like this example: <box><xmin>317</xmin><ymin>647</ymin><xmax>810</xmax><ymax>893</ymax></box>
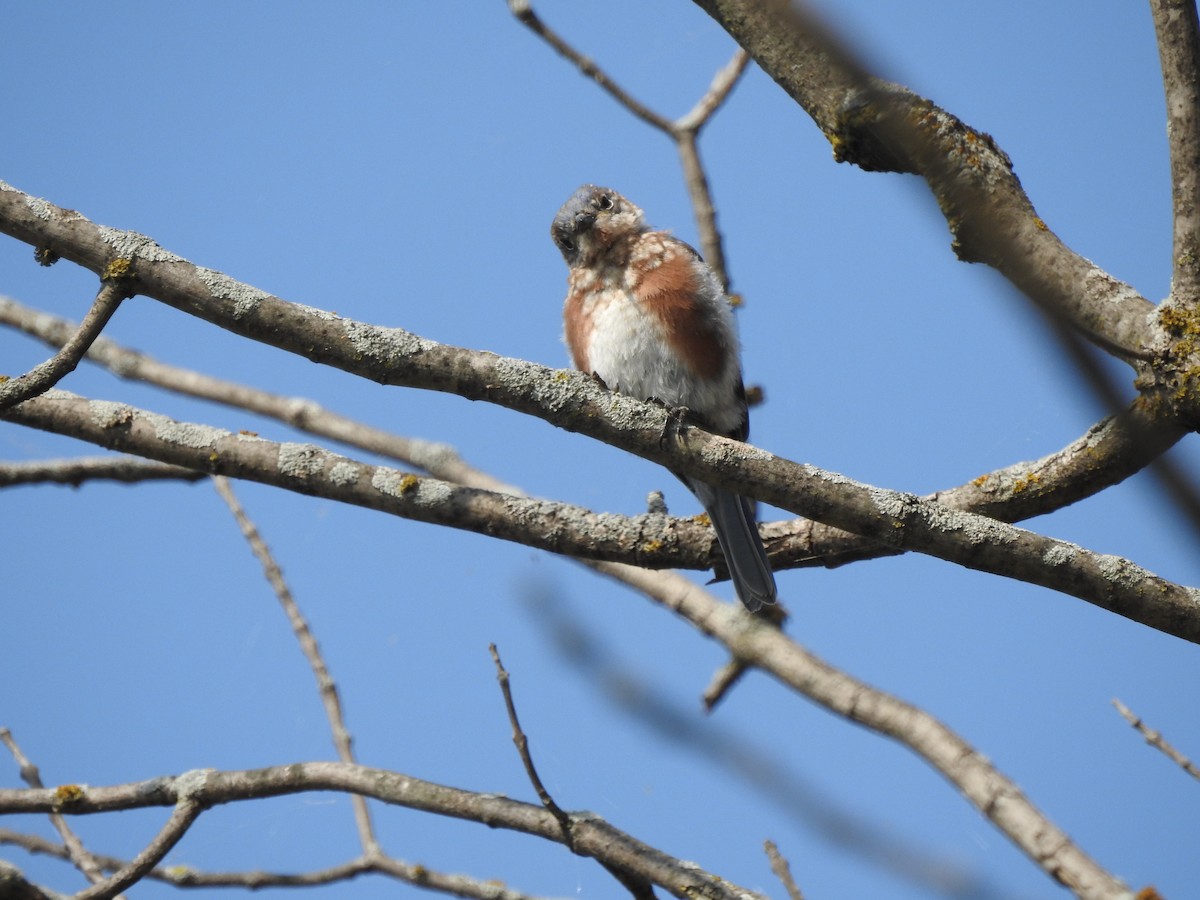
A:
<box><xmin>212</xmin><ymin>476</ymin><xmax>380</xmax><ymax>856</ymax></box>
<box><xmin>74</xmin><ymin>798</ymin><xmax>201</xmax><ymax>900</ymax></box>
<box><xmin>686</xmin><ymin>0</ymin><xmax>1157</xmax><ymax>361</ymax></box>
<box><xmin>577</xmin><ymin>561</ymin><xmax>1132</xmax><ymax>900</ymax></box>
<box><xmin>0</xmin><ymin>828</ymin><xmax>550</xmax><ymax>899</ymax></box>
<box><xmin>507</xmin><ymin>4</ymin><xmax>747</xmax><ymax>289</ymax></box>
<box><xmin>0</xmin><ymin>294</ymin><xmax>1186</xmax><ymax>572</ymax></box>
<box><xmin>8</xmin><ymin>388</ymin><xmax>1199</xmax><ymax>643</ymax></box>
<box><xmin>0</xmin><ymin>763</ymin><xmax>761</xmax><ymax>900</ymax></box>
<box><xmin>1112</xmin><ymin>698</ymin><xmax>1200</xmax><ymax>782</ymax></box>
<box><xmin>0</xmin><ymin>280</ymin><xmax>125</xmax><ymax>410</ymax></box>
<box><xmin>1150</xmin><ymin>0</ymin><xmax>1200</xmax><ymax>303</ymax></box>
<box><xmin>0</xmin><ymin>728</ymin><xmax>110</xmax><ymax>891</ymax></box>
<box><xmin>0</xmin><ymin>455</ymin><xmax>204</xmax><ymax>488</ymax></box>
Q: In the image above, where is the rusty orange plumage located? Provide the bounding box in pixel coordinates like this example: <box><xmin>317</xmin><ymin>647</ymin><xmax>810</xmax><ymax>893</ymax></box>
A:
<box><xmin>552</xmin><ymin>184</ymin><xmax>777</xmax><ymax>611</ymax></box>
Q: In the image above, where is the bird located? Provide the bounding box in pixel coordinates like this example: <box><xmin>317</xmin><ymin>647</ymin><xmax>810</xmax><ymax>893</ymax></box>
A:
<box><xmin>551</xmin><ymin>184</ymin><xmax>777</xmax><ymax>611</ymax></box>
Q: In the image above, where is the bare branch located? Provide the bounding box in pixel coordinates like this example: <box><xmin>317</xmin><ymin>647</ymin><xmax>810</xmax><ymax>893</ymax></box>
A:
<box><xmin>782</xmin><ymin>402</ymin><xmax>1186</xmax><ymax>568</ymax></box>
<box><xmin>1</xmin><ymin>296</ymin><xmax>1186</xmax><ymax>569</ymax></box>
<box><xmin>0</xmin><ymin>294</ymin><xmax>493</xmax><ymax>487</ymax></box>
<box><xmin>0</xmin><ymin>728</ymin><xmax>111</xmax><ymax>891</ymax></box>
<box><xmin>0</xmin><ymin>455</ymin><xmax>204</xmax><ymax>488</ymax></box>
<box><xmin>506</xmin><ymin>6</ymin><xmax>747</xmax><ymax>289</ymax></box>
<box><xmin>212</xmin><ymin>476</ymin><xmax>379</xmax><ymax>855</ymax></box>
<box><xmin>489</xmin><ymin>645</ymin><xmax>574</xmax><ymax>846</ymax></box>
<box><xmin>0</xmin><ymin>828</ymin><xmax>550</xmax><ymax>899</ymax></box>
<box><xmin>764</xmin><ymin>840</ymin><xmax>805</xmax><ymax>900</ymax></box>
<box><xmin>578</xmin><ymin>561</ymin><xmax>1131</xmax><ymax>900</ymax></box>
<box><xmin>0</xmin><ymin>763</ymin><xmax>762</xmax><ymax>900</ymax></box>
<box><xmin>506</xmin><ymin>0</ymin><xmax>672</xmax><ymax>132</ymax></box>
<box><xmin>0</xmin><ymin>860</ymin><xmax>55</xmax><ymax>900</ymax></box>
<box><xmin>676</xmin><ymin>48</ymin><xmax>751</xmax><ymax>132</ymax></box>
<box><xmin>1150</xmin><ymin>0</ymin><xmax>1200</xmax><ymax>303</ymax></box>
<box><xmin>8</xmin><ymin>388</ymin><xmax>1200</xmax><ymax>644</ymax></box>
<box><xmin>74</xmin><ymin>798</ymin><xmax>201</xmax><ymax>900</ymax></box>
<box><xmin>687</xmin><ymin>0</ymin><xmax>1157</xmax><ymax>361</ymax></box>
<box><xmin>0</xmin><ymin>281</ymin><xmax>125</xmax><ymax>410</ymax></box>
<box><xmin>1113</xmin><ymin>698</ymin><xmax>1200</xmax><ymax>782</ymax></box>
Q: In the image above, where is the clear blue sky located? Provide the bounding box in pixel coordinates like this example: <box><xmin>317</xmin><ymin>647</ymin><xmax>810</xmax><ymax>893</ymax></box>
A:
<box><xmin>2</xmin><ymin>2</ymin><xmax>1197</xmax><ymax>898</ymax></box>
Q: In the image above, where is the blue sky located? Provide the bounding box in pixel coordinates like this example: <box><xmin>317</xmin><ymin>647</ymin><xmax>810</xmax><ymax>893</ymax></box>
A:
<box><xmin>2</xmin><ymin>2</ymin><xmax>1197</xmax><ymax>898</ymax></box>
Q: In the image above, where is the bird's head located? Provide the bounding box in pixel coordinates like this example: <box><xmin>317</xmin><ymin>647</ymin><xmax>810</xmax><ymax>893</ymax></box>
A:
<box><xmin>551</xmin><ymin>185</ymin><xmax>645</xmax><ymax>266</ymax></box>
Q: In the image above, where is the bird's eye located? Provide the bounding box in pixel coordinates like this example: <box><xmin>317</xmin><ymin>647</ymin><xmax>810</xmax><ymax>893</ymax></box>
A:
<box><xmin>558</xmin><ymin>236</ymin><xmax>575</xmax><ymax>251</ymax></box>
<box><xmin>597</xmin><ymin>194</ymin><xmax>614</xmax><ymax>210</ymax></box>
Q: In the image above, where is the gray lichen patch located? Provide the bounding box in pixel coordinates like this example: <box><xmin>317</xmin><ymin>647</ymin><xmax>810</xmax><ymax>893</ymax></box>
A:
<box><xmin>89</xmin><ymin>399</ymin><xmax>134</xmax><ymax>429</ymax></box>
<box><xmin>277</xmin><ymin>443</ymin><xmax>326</xmax><ymax>480</ymax></box>
<box><xmin>343</xmin><ymin>319</ymin><xmax>437</xmax><ymax>365</ymax></box>
<box><xmin>195</xmin><ymin>267</ymin><xmax>272</xmax><ymax>319</ymax></box>
<box><xmin>1042</xmin><ymin>542</ymin><xmax>1079</xmax><ymax>567</ymax></box>
<box><xmin>97</xmin><ymin>226</ymin><xmax>185</xmax><ymax>264</ymax></box>
<box><xmin>328</xmin><ymin>460</ymin><xmax>361</xmax><ymax>486</ymax></box>
<box><xmin>147</xmin><ymin>413</ymin><xmax>225</xmax><ymax>449</ymax></box>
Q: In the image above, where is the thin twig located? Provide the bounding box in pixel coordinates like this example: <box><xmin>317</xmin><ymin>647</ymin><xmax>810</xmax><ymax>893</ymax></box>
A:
<box><xmin>73</xmin><ymin>799</ymin><xmax>201</xmax><ymax>900</ymax></box>
<box><xmin>0</xmin><ymin>281</ymin><xmax>125</xmax><ymax>410</ymax></box>
<box><xmin>1112</xmin><ymin>699</ymin><xmax>1200</xmax><ymax>782</ymax></box>
<box><xmin>507</xmin><ymin>2</ymin><xmax>749</xmax><ymax>289</ymax></box>
<box><xmin>211</xmin><ymin>475</ymin><xmax>380</xmax><ymax>856</ymax></box>
<box><xmin>701</xmin><ymin>658</ymin><xmax>750</xmax><ymax>711</ymax></box>
<box><xmin>0</xmin><ymin>829</ymin><xmax>550</xmax><ymax>899</ymax></box>
<box><xmin>676</xmin><ymin>48</ymin><xmax>751</xmax><ymax>132</ymax></box>
<box><xmin>1149</xmin><ymin>0</ymin><xmax>1200</xmax><ymax>302</ymax></box>
<box><xmin>764</xmin><ymin>840</ymin><xmax>805</xmax><ymax>900</ymax></box>
<box><xmin>488</xmin><ymin>644</ymin><xmax>574</xmax><ymax>846</ymax></box>
<box><xmin>0</xmin><ymin>728</ymin><xmax>112</xmax><ymax>891</ymax></box>
<box><xmin>0</xmin><ymin>294</ymin><xmax>498</xmax><ymax>489</ymax></box>
<box><xmin>0</xmin><ymin>456</ymin><xmax>205</xmax><ymax>488</ymax></box>
<box><xmin>506</xmin><ymin>0</ymin><xmax>672</xmax><ymax>132</ymax></box>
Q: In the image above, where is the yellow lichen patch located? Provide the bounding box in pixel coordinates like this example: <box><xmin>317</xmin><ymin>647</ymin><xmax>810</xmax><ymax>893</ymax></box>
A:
<box><xmin>971</xmin><ymin>474</ymin><xmax>989</xmax><ymax>487</ymax></box>
<box><xmin>641</xmin><ymin>539</ymin><xmax>663</xmax><ymax>554</ymax></box>
<box><xmin>693</xmin><ymin>512</ymin><xmax>712</xmax><ymax>527</ymax></box>
<box><xmin>399</xmin><ymin>474</ymin><xmax>420</xmax><ymax>494</ymax></box>
<box><xmin>1011</xmin><ymin>472</ymin><xmax>1042</xmax><ymax>494</ymax></box>
<box><xmin>1032</xmin><ymin>217</ymin><xmax>1048</xmax><ymax>232</ymax></box>
<box><xmin>54</xmin><ymin>784</ymin><xmax>84</xmax><ymax>804</ymax></box>
<box><xmin>102</xmin><ymin>257</ymin><xmax>134</xmax><ymax>281</ymax></box>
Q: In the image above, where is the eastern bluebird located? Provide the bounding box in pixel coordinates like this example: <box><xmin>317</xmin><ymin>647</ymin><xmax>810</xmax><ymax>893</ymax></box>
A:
<box><xmin>551</xmin><ymin>184</ymin><xmax>778</xmax><ymax>611</ymax></box>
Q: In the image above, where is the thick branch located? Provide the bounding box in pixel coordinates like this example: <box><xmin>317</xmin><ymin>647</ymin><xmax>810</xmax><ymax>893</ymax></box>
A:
<box><xmin>0</xmin><ymin>295</ymin><xmax>1186</xmax><ymax>570</ymax></box>
<box><xmin>687</xmin><ymin>1</ymin><xmax>1156</xmax><ymax>360</ymax></box>
<box><xmin>6</xmin><ymin>389</ymin><xmax>1200</xmax><ymax>644</ymax></box>
<box><xmin>0</xmin><ymin>763</ymin><xmax>761</xmax><ymax>900</ymax></box>
<box><xmin>1150</xmin><ymin>0</ymin><xmax>1200</xmax><ymax>302</ymax></box>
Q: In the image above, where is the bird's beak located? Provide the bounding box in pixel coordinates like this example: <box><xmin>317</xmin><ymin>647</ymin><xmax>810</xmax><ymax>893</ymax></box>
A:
<box><xmin>573</xmin><ymin>211</ymin><xmax>596</xmax><ymax>232</ymax></box>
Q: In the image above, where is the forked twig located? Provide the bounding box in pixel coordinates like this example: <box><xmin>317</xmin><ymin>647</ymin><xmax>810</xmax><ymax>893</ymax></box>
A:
<box><xmin>0</xmin><ymin>728</ymin><xmax>112</xmax><ymax>891</ymax></box>
<box><xmin>508</xmin><ymin>0</ymin><xmax>750</xmax><ymax>289</ymax></box>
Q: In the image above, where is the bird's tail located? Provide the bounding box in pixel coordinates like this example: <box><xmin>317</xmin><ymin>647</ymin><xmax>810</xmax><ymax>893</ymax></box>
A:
<box><xmin>688</xmin><ymin>478</ymin><xmax>778</xmax><ymax>612</ymax></box>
